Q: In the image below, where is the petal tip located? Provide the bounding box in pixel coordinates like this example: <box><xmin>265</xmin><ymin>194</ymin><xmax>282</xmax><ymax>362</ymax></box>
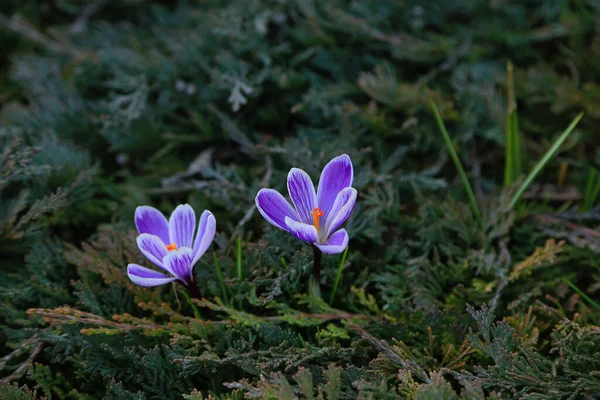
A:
<box><xmin>287</xmin><ymin>167</ymin><xmax>306</xmax><ymax>178</ymax></box>
<box><xmin>134</xmin><ymin>206</ymin><xmax>170</xmax><ymax>243</ymax></box>
<box><xmin>255</xmin><ymin>188</ymin><xmax>271</xmax><ymax>203</ymax></box>
<box><xmin>127</xmin><ymin>264</ymin><xmax>176</xmax><ymax>287</ymax></box>
<box><xmin>169</xmin><ymin>204</ymin><xmax>196</xmax><ymax>249</ymax></box>
<box><xmin>255</xmin><ymin>189</ymin><xmax>297</xmax><ymax>231</ymax></box>
<box><xmin>174</xmin><ymin>203</ymin><xmax>194</xmax><ymax>213</ymax></box>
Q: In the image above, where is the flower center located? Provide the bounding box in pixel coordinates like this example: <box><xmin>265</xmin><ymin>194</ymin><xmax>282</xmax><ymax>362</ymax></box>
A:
<box><xmin>310</xmin><ymin>207</ymin><xmax>324</xmax><ymax>232</ymax></box>
<box><xmin>165</xmin><ymin>242</ymin><xmax>177</xmax><ymax>251</ymax></box>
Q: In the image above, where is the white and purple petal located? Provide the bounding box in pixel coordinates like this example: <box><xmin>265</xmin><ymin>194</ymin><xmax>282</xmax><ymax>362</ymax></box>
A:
<box><xmin>127</xmin><ymin>264</ymin><xmax>177</xmax><ymax>287</ymax></box>
<box><xmin>287</xmin><ymin>168</ymin><xmax>317</xmax><ymax>224</ymax></box>
<box><xmin>284</xmin><ymin>217</ymin><xmax>319</xmax><ymax>243</ymax></box>
<box><xmin>135</xmin><ymin>206</ymin><xmax>170</xmax><ymax>244</ymax></box>
<box><xmin>255</xmin><ymin>189</ymin><xmax>298</xmax><ymax>231</ymax></box>
<box><xmin>169</xmin><ymin>204</ymin><xmax>196</xmax><ymax>249</ymax></box>
<box><xmin>136</xmin><ymin>233</ymin><xmax>168</xmax><ymax>269</ymax></box>
<box><xmin>323</xmin><ymin>187</ymin><xmax>357</xmax><ymax>236</ymax></box>
<box><xmin>192</xmin><ymin>210</ymin><xmax>216</xmax><ymax>265</ymax></box>
<box><xmin>315</xmin><ymin>229</ymin><xmax>349</xmax><ymax>254</ymax></box>
<box><xmin>163</xmin><ymin>247</ymin><xmax>194</xmax><ymax>284</ymax></box>
<box><xmin>316</xmin><ymin>154</ymin><xmax>354</xmax><ymax>216</ymax></box>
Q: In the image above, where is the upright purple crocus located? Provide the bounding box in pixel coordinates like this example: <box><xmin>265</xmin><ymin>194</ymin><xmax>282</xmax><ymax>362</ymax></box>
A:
<box><xmin>127</xmin><ymin>204</ymin><xmax>216</xmax><ymax>288</ymax></box>
<box><xmin>255</xmin><ymin>154</ymin><xmax>356</xmax><ymax>255</ymax></box>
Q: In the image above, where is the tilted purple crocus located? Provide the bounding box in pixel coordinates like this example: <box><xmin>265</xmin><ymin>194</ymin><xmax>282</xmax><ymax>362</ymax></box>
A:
<box><xmin>127</xmin><ymin>204</ymin><xmax>216</xmax><ymax>288</ymax></box>
<box><xmin>255</xmin><ymin>154</ymin><xmax>357</xmax><ymax>254</ymax></box>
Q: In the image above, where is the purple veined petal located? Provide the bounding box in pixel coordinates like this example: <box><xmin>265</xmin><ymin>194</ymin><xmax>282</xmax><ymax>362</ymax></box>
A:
<box><xmin>192</xmin><ymin>210</ymin><xmax>216</xmax><ymax>265</ymax></box>
<box><xmin>255</xmin><ymin>188</ymin><xmax>298</xmax><ymax>231</ymax></box>
<box><xmin>316</xmin><ymin>154</ymin><xmax>354</xmax><ymax>216</ymax></box>
<box><xmin>315</xmin><ymin>229</ymin><xmax>349</xmax><ymax>255</ymax></box>
<box><xmin>168</xmin><ymin>204</ymin><xmax>196</xmax><ymax>249</ymax></box>
<box><xmin>127</xmin><ymin>264</ymin><xmax>177</xmax><ymax>287</ymax></box>
<box><xmin>163</xmin><ymin>247</ymin><xmax>194</xmax><ymax>284</ymax></box>
<box><xmin>284</xmin><ymin>216</ymin><xmax>319</xmax><ymax>243</ymax></box>
<box><xmin>135</xmin><ymin>206</ymin><xmax>170</xmax><ymax>244</ymax></box>
<box><xmin>287</xmin><ymin>168</ymin><xmax>317</xmax><ymax>225</ymax></box>
<box><xmin>323</xmin><ymin>187</ymin><xmax>357</xmax><ymax>237</ymax></box>
<box><xmin>136</xmin><ymin>234</ymin><xmax>169</xmax><ymax>269</ymax></box>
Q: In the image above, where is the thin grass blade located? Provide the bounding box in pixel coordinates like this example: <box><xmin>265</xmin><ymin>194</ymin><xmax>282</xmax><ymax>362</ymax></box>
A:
<box><xmin>505</xmin><ymin>61</ymin><xmax>516</xmax><ymax>186</ymax></box>
<box><xmin>329</xmin><ymin>247</ymin><xmax>349</xmax><ymax>305</ymax></box>
<box><xmin>564</xmin><ymin>279</ymin><xmax>600</xmax><ymax>311</ymax></box>
<box><xmin>583</xmin><ymin>168</ymin><xmax>600</xmax><ymax>212</ymax></box>
<box><xmin>236</xmin><ymin>237</ymin><xmax>243</xmax><ymax>280</ymax></box>
<box><xmin>213</xmin><ymin>252</ymin><xmax>228</xmax><ymax>305</ymax></box>
<box><xmin>511</xmin><ymin>111</ymin><xmax>522</xmax><ymax>179</ymax></box>
<box><xmin>180</xmin><ymin>289</ymin><xmax>202</xmax><ymax>319</ymax></box>
<box><xmin>431</xmin><ymin>101</ymin><xmax>482</xmax><ymax>225</ymax></box>
<box><xmin>509</xmin><ymin>112</ymin><xmax>584</xmax><ymax>209</ymax></box>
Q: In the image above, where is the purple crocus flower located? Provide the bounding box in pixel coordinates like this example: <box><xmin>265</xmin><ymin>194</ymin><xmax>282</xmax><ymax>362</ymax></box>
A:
<box><xmin>127</xmin><ymin>204</ymin><xmax>216</xmax><ymax>287</ymax></box>
<box><xmin>255</xmin><ymin>154</ymin><xmax>357</xmax><ymax>254</ymax></box>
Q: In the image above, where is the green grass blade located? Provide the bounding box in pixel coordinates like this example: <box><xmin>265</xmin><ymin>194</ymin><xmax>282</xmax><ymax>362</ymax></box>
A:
<box><xmin>297</xmin><ymin>333</ymin><xmax>306</xmax><ymax>347</ymax></box>
<box><xmin>329</xmin><ymin>247</ymin><xmax>349</xmax><ymax>305</ymax></box>
<box><xmin>504</xmin><ymin>61</ymin><xmax>516</xmax><ymax>186</ymax></box>
<box><xmin>591</xmin><ymin>177</ymin><xmax>600</xmax><ymax>210</ymax></box>
<box><xmin>504</xmin><ymin>111</ymin><xmax>522</xmax><ymax>185</ymax></box>
<box><xmin>180</xmin><ymin>289</ymin><xmax>202</xmax><ymax>319</ymax></box>
<box><xmin>504</xmin><ymin>113</ymin><xmax>514</xmax><ymax>187</ymax></box>
<box><xmin>582</xmin><ymin>169</ymin><xmax>595</xmax><ymax>211</ymax></box>
<box><xmin>564</xmin><ymin>279</ymin><xmax>600</xmax><ymax>311</ymax></box>
<box><xmin>236</xmin><ymin>237</ymin><xmax>243</xmax><ymax>280</ymax></box>
<box><xmin>511</xmin><ymin>111</ymin><xmax>522</xmax><ymax>179</ymax></box>
<box><xmin>213</xmin><ymin>252</ymin><xmax>228</xmax><ymax>305</ymax></box>
<box><xmin>509</xmin><ymin>112</ymin><xmax>584</xmax><ymax>209</ymax></box>
<box><xmin>583</xmin><ymin>168</ymin><xmax>600</xmax><ymax>212</ymax></box>
<box><xmin>431</xmin><ymin>101</ymin><xmax>482</xmax><ymax>225</ymax></box>
<box><xmin>504</xmin><ymin>61</ymin><xmax>522</xmax><ymax>186</ymax></box>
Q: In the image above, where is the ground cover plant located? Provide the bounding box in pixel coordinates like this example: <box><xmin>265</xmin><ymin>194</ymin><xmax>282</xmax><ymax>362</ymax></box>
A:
<box><xmin>1</xmin><ymin>0</ymin><xmax>600</xmax><ymax>398</ymax></box>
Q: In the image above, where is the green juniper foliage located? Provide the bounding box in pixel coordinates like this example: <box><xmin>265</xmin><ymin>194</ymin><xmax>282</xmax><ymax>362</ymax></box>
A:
<box><xmin>1</xmin><ymin>0</ymin><xmax>600</xmax><ymax>399</ymax></box>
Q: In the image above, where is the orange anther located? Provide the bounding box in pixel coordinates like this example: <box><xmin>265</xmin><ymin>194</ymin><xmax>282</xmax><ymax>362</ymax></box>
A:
<box><xmin>310</xmin><ymin>207</ymin><xmax>324</xmax><ymax>231</ymax></box>
<box><xmin>166</xmin><ymin>243</ymin><xmax>177</xmax><ymax>251</ymax></box>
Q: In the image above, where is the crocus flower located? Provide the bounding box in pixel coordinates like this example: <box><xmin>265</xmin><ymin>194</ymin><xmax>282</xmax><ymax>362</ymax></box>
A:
<box><xmin>255</xmin><ymin>154</ymin><xmax>356</xmax><ymax>254</ymax></box>
<box><xmin>127</xmin><ymin>204</ymin><xmax>216</xmax><ymax>287</ymax></box>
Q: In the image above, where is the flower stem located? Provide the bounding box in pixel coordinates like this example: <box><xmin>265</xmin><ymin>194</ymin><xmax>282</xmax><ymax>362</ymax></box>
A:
<box><xmin>312</xmin><ymin>245</ymin><xmax>321</xmax><ymax>282</ymax></box>
<box><xmin>186</xmin><ymin>278</ymin><xmax>216</xmax><ymax>320</ymax></box>
<box><xmin>187</xmin><ymin>281</ymin><xmax>202</xmax><ymax>300</ymax></box>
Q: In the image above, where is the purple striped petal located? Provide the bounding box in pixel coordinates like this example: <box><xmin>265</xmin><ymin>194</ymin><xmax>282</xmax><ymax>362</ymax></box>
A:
<box><xmin>316</xmin><ymin>154</ymin><xmax>354</xmax><ymax>216</ymax></box>
<box><xmin>169</xmin><ymin>204</ymin><xmax>196</xmax><ymax>249</ymax></box>
<box><xmin>315</xmin><ymin>229</ymin><xmax>349</xmax><ymax>254</ymax></box>
<box><xmin>323</xmin><ymin>187</ymin><xmax>357</xmax><ymax>236</ymax></box>
<box><xmin>287</xmin><ymin>168</ymin><xmax>317</xmax><ymax>224</ymax></box>
<box><xmin>136</xmin><ymin>234</ymin><xmax>168</xmax><ymax>269</ymax></box>
<box><xmin>255</xmin><ymin>189</ymin><xmax>298</xmax><ymax>231</ymax></box>
<box><xmin>284</xmin><ymin>217</ymin><xmax>319</xmax><ymax>243</ymax></box>
<box><xmin>135</xmin><ymin>206</ymin><xmax>170</xmax><ymax>244</ymax></box>
<box><xmin>163</xmin><ymin>247</ymin><xmax>194</xmax><ymax>284</ymax></box>
<box><xmin>192</xmin><ymin>210</ymin><xmax>216</xmax><ymax>265</ymax></box>
<box><xmin>127</xmin><ymin>264</ymin><xmax>177</xmax><ymax>287</ymax></box>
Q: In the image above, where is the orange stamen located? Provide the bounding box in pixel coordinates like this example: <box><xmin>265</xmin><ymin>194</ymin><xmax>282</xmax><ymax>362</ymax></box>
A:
<box><xmin>166</xmin><ymin>243</ymin><xmax>177</xmax><ymax>251</ymax></box>
<box><xmin>310</xmin><ymin>207</ymin><xmax>324</xmax><ymax>231</ymax></box>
